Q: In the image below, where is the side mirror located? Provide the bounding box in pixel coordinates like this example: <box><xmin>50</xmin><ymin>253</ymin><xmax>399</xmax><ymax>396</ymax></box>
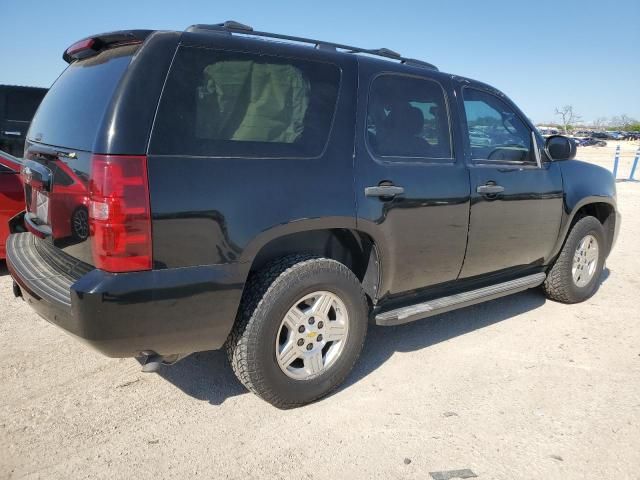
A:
<box><xmin>545</xmin><ymin>135</ymin><xmax>577</xmax><ymax>161</ymax></box>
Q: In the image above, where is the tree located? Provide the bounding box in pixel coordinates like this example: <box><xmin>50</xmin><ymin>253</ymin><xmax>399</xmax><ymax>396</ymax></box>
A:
<box><xmin>611</xmin><ymin>113</ymin><xmax>638</xmax><ymax>130</ymax></box>
<box><xmin>554</xmin><ymin>105</ymin><xmax>581</xmax><ymax>134</ymax></box>
<box><xmin>593</xmin><ymin>117</ymin><xmax>608</xmax><ymax>130</ymax></box>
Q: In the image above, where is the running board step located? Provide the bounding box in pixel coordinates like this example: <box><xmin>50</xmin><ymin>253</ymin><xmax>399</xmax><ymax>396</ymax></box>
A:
<box><xmin>375</xmin><ymin>272</ymin><xmax>546</xmax><ymax>326</ymax></box>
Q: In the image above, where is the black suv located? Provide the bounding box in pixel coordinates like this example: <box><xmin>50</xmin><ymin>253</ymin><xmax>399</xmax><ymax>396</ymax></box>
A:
<box><xmin>7</xmin><ymin>22</ymin><xmax>620</xmax><ymax>408</ymax></box>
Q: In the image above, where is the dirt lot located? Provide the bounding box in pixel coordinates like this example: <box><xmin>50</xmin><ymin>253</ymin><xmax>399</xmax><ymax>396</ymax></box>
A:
<box><xmin>1</xmin><ymin>142</ymin><xmax>639</xmax><ymax>480</ymax></box>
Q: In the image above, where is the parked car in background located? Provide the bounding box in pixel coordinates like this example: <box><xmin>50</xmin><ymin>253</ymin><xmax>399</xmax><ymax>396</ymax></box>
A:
<box><xmin>0</xmin><ymin>150</ymin><xmax>25</xmax><ymax>259</ymax></box>
<box><xmin>585</xmin><ymin>137</ymin><xmax>607</xmax><ymax>147</ymax></box>
<box><xmin>537</xmin><ymin>127</ymin><xmax>560</xmax><ymax>136</ymax></box>
<box><xmin>571</xmin><ymin>135</ymin><xmax>607</xmax><ymax>147</ymax></box>
<box><xmin>7</xmin><ymin>22</ymin><xmax>620</xmax><ymax>408</ymax></box>
<box><xmin>607</xmin><ymin>131</ymin><xmax>625</xmax><ymax>140</ymax></box>
<box><xmin>0</xmin><ymin>85</ymin><xmax>47</xmax><ymax>157</ymax></box>
<box><xmin>591</xmin><ymin>132</ymin><xmax>610</xmax><ymax>140</ymax></box>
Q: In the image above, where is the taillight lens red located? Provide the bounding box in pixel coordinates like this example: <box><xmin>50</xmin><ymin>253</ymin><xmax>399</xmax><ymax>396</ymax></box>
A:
<box><xmin>66</xmin><ymin>38</ymin><xmax>95</xmax><ymax>56</ymax></box>
<box><xmin>89</xmin><ymin>155</ymin><xmax>152</xmax><ymax>272</ymax></box>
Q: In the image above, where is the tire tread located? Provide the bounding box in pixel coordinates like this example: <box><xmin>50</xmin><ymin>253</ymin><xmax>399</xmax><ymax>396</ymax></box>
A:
<box><xmin>225</xmin><ymin>255</ymin><xmax>367</xmax><ymax>408</ymax></box>
<box><xmin>543</xmin><ymin>215</ymin><xmax>604</xmax><ymax>303</ymax></box>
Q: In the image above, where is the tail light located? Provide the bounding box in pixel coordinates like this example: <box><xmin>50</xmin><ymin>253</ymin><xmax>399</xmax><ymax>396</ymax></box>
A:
<box><xmin>89</xmin><ymin>155</ymin><xmax>152</xmax><ymax>272</ymax></box>
<box><xmin>65</xmin><ymin>38</ymin><xmax>96</xmax><ymax>57</ymax></box>
<box><xmin>63</xmin><ymin>33</ymin><xmax>147</xmax><ymax>63</ymax></box>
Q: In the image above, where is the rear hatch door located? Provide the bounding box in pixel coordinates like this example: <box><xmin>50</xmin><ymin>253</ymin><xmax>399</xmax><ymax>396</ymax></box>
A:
<box><xmin>23</xmin><ymin>43</ymin><xmax>140</xmax><ymax>266</ymax></box>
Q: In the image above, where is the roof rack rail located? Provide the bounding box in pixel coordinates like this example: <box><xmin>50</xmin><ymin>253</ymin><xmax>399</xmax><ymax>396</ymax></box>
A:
<box><xmin>186</xmin><ymin>21</ymin><xmax>438</xmax><ymax>71</ymax></box>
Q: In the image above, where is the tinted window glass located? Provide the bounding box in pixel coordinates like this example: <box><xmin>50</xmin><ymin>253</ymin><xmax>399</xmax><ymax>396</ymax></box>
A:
<box><xmin>28</xmin><ymin>45</ymin><xmax>137</xmax><ymax>151</ymax></box>
<box><xmin>150</xmin><ymin>47</ymin><xmax>341</xmax><ymax>157</ymax></box>
<box><xmin>367</xmin><ymin>75</ymin><xmax>452</xmax><ymax>160</ymax></box>
<box><xmin>463</xmin><ymin>88</ymin><xmax>532</xmax><ymax>163</ymax></box>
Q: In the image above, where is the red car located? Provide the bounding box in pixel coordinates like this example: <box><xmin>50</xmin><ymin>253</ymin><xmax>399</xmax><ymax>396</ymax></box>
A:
<box><xmin>0</xmin><ymin>150</ymin><xmax>25</xmax><ymax>259</ymax></box>
<box><xmin>21</xmin><ymin>155</ymin><xmax>90</xmax><ymax>242</ymax></box>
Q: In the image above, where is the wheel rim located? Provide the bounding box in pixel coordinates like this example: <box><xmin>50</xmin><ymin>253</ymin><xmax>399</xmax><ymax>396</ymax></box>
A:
<box><xmin>72</xmin><ymin>208</ymin><xmax>89</xmax><ymax>240</ymax></box>
<box><xmin>572</xmin><ymin>234</ymin><xmax>599</xmax><ymax>288</ymax></box>
<box><xmin>275</xmin><ymin>291</ymin><xmax>349</xmax><ymax>380</ymax></box>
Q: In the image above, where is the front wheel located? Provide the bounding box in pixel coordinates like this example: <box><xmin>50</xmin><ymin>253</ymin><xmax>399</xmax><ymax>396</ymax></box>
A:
<box><xmin>542</xmin><ymin>216</ymin><xmax>606</xmax><ymax>303</ymax></box>
<box><xmin>226</xmin><ymin>256</ymin><xmax>368</xmax><ymax>408</ymax></box>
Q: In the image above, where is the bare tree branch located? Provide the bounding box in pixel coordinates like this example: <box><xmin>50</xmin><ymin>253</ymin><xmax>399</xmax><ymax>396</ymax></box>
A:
<box><xmin>554</xmin><ymin>105</ymin><xmax>581</xmax><ymax>134</ymax></box>
<box><xmin>593</xmin><ymin>117</ymin><xmax>608</xmax><ymax>129</ymax></box>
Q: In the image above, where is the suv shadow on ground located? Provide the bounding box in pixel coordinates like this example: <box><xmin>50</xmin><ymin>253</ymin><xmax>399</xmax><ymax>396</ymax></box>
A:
<box><xmin>152</xmin><ymin>290</ymin><xmax>534</xmax><ymax>405</ymax></box>
<box><xmin>154</xmin><ymin>268</ymin><xmax>610</xmax><ymax>406</ymax></box>
<box><xmin>155</xmin><ymin>290</ymin><xmax>547</xmax><ymax>405</ymax></box>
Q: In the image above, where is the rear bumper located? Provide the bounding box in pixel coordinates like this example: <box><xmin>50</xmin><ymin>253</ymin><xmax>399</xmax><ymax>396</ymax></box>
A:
<box><xmin>7</xmin><ymin>233</ymin><xmax>245</xmax><ymax>357</ymax></box>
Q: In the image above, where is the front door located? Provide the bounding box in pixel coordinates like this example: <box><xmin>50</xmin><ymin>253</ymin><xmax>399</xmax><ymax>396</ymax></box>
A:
<box><xmin>354</xmin><ymin>67</ymin><xmax>470</xmax><ymax>300</ymax></box>
<box><xmin>456</xmin><ymin>85</ymin><xmax>564</xmax><ymax>279</ymax></box>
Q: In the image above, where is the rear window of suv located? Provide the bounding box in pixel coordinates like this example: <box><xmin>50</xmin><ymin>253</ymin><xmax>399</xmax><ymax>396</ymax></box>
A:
<box><xmin>27</xmin><ymin>45</ymin><xmax>138</xmax><ymax>152</ymax></box>
<box><xmin>150</xmin><ymin>46</ymin><xmax>341</xmax><ymax>158</ymax></box>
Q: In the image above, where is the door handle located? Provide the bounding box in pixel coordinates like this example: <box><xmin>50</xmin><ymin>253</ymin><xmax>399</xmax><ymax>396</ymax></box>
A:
<box><xmin>365</xmin><ymin>185</ymin><xmax>405</xmax><ymax>198</ymax></box>
<box><xmin>476</xmin><ymin>184</ymin><xmax>504</xmax><ymax>195</ymax></box>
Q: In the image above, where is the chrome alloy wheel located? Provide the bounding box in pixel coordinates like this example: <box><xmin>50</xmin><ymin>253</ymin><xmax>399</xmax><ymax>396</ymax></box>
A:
<box><xmin>572</xmin><ymin>234</ymin><xmax>599</xmax><ymax>288</ymax></box>
<box><xmin>275</xmin><ymin>291</ymin><xmax>349</xmax><ymax>380</ymax></box>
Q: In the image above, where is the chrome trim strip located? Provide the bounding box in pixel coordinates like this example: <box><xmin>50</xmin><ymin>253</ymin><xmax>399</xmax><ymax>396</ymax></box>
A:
<box><xmin>532</xmin><ymin>131</ymin><xmax>542</xmax><ymax>168</ymax></box>
<box><xmin>375</xmin><ymin>272</ymin><xmax>546</xmax><ymax>326</ymax></box>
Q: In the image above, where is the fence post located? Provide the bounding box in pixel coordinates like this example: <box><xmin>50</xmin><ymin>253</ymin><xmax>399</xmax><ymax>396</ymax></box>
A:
<box><xmin>612</xmin><ymin>145</ymin><xmax>620</xmax><ymax>179</ymax></box>
<box><xmin>629</xmin><ymin>146</ymin><xmax>640</xmax><ymax>181</ymax></box>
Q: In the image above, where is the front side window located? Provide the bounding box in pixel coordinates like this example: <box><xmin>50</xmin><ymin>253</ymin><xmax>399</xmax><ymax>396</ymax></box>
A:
<box><xmin>463</xmin><ymin>88</ymin><xmax>533</xmax><ymax>163</ymax></box>
<box><xmin>150</xmin><ymin>47</ymin><xmax>341</xmax><ymax>157</ymax></box>
<box><xmin>366</xmin><ymin>74</ymin><xmax>452</xmax><ymax>160</ymax></box>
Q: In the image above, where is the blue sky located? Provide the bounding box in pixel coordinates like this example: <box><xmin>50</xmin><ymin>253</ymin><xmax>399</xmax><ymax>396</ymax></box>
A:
<box><xmin>1</xmin><ymin>0</ymin><xmax>638</xmax><ymax>123</ymax></box>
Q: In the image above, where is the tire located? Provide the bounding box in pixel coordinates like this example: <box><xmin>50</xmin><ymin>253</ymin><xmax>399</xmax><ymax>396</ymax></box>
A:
<box><xmin>226</xmin><ymin>255</ymin><xmax>368</xmax><ymax>408</ymax></box>
<box><xmin>542</xmin><ymin>216</ymin><xmax>606</xmax><ymax>303</ymax></box>
<box><xmin>71</xmin><ymin>206</ymin><xmax>89</xmax><ymax>241</ymax></box>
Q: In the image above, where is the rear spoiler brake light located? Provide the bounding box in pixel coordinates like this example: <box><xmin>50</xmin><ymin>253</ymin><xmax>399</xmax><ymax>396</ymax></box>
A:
<box><xmin>63</xmin><ymin>30</ymin><xmax>153</xmax><ymax>63</ymax></box>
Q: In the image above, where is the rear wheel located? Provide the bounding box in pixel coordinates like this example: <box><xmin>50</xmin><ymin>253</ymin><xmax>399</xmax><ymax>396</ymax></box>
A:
<box><xmin>543</xmin><ymin>216</ymin><xmax>606</xmax><ymax>303</ymax></box>
<box><xmin>226</xmin><ymin>255</ymin><xmax>368</xmax><ymax>408</ymax></box>
<box><xmin>71</xmin><ymin>206</ymin><xmax>89</xmax><ymax>241</ymax></box>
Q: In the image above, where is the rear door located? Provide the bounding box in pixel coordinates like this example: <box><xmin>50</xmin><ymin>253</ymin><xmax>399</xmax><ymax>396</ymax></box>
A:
<box><xmin>456</xmin><ymin>83</ymin><xmax>563</xmax><ymax>278</ymax></box>
<box><xmin>354</xmin><ymin>65</ymin><xmax>470</xmax><ymax>300</ymax></box>
<box><xmin>146</xmin><ymin>41</ymin><xmax>357</xmax><ymax>269</ymax></box>
<box><xmin>22</xmin><ymin>44</ymin><xmax>141</xmax><ymax>265</ymax></box>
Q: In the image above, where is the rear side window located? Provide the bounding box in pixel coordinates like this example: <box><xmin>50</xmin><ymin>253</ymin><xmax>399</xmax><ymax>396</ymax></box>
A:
<box><xmin>28</xmin><ymin>45</ymin><xmax>138</xmax><ymax>151</ymax></box>
<box><xmin>150</xmin><ymin>47</ymin><xmax>341</xmax><ymax>157</ymax></box>
<box><xmin>367</xmin><ymin>74</ymin><xmax>452</xmax><ymax>160</ymax></box>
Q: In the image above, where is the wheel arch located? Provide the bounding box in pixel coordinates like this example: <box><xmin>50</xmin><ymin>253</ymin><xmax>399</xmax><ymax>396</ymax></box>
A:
<box><xmin>553</xmin><ymin>160</ymin><xmax>619</xmax><ymax>261</ymax></box>
<box><xmin>242</xmin><ymin>224</ymin><xmax>381</xmax><ymax>305</ymax></box>
<box><xmin>551</xmin><ymin>196</ymin><xmax>618</xmax><ymax>262</ymax></box>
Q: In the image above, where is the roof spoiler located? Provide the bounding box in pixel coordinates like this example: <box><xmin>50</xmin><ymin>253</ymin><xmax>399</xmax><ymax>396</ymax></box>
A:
<box><xmin>63</xmin><ymin>30</ymin><xmax>154</xmax><ymax>63</ymax></box>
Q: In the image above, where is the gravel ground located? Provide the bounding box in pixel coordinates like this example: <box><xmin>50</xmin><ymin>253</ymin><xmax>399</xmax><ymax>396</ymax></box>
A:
<box><xmin>1</xmin><ymin>143</ymin><xmax>639</xmax><ymax>479</ymax></box>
